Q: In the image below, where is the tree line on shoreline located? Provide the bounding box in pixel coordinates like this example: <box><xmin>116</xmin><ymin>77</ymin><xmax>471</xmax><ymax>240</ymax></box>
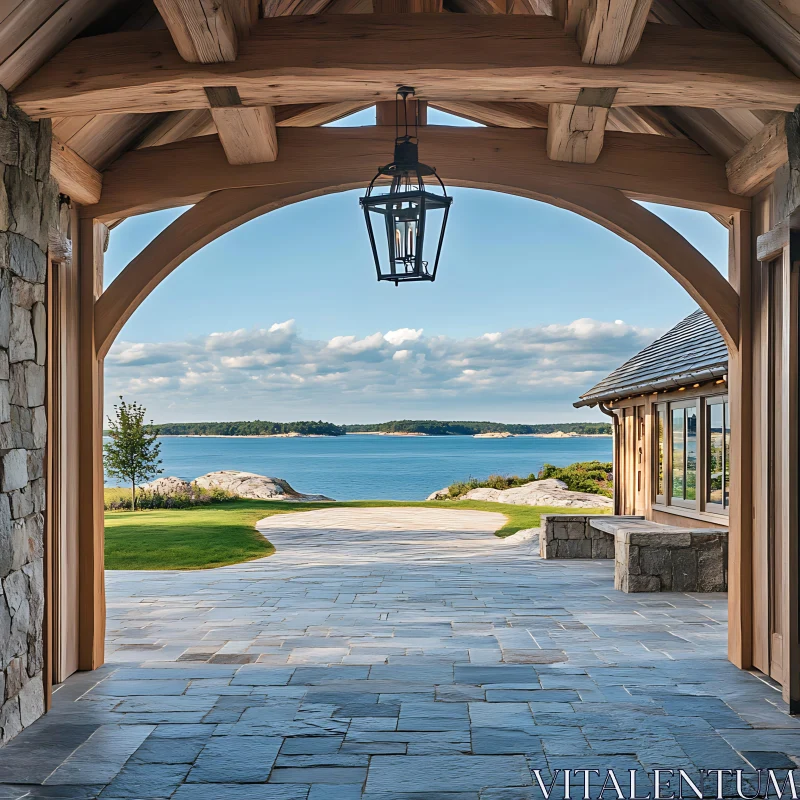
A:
<box><xmin>123</xmin><ymin>419</ymin><xmax>612</xmax><ymax>437</ymax></box>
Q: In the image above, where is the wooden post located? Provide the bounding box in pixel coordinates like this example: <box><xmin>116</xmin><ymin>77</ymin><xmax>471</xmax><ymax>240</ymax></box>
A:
<box><xmin>727</xmin><ymin>210</ymin><xmax>754</xmax><ymax>670</ymax></box>
<box><xmin>77</xmin><ymin>217</ymin><xmax>106</xmax><ymax>671</ymax></box>
<box><xmin>781</xmin><ymin>228</ymin><xmax>800</xmax><ymax>712</ymax></box>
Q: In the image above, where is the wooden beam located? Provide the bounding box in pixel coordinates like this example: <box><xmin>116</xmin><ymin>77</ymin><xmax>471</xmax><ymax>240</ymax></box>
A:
<box><xmin>551</xmin><ymin>1</ymin><xmax>653</xmax><ymax>164</ymax></box>
<box><xmin>274</xmin><ymin>101</ymin><xmax>372</xmax><ymax>126</ymax></box>
<box><xmin>578</xmin><ymin>0</ymin><xmax>654</xmax><ymax>65</ymax></box>
<box><xmin>727</xmin><ymin>112</ymin><xmax>788</xmax><ymax>196</ymax></box>
<box><xmin>137</xmin><ymin>109</ymin><xmax>216</xmax><ymax>148</ymax></box>
<box><xmin>263</xmin><ymin>0</ymin><xmax>333</xmax><ymax>13</ymax></box>
<box><xmin>431</xmin><ymin>100</ymin><xmax>548</xmax><ymax>127</ymax></box>
<box><xmin>153</xmin><ymin>0</ymin><xmax>238</xmax><ymax>62</ymax></box>
<box><xmin>90</xmin><ymin>126</ymin><xmax>747</xmax><ymax>221</ymax></box>
<box><xmin>13</xmin><ymin>16</ymin><xmax>800</xmax><ymax>117</ymax></box>
<box><xmin>206</xmin><ymin>86</ymin><xmax>278</xmax><ymax>164</ymax></box>
<box><xmin>554</xmin><ymin>0</ymin><xmax>589</xmax><ymax>33</ymax></box>
<box><xmin>50</xmin><ymin>137</ymin><xmax>103</xmax><ymax>205</ymax></box>
<box><xmin>0</xmin><ymin>0</ymin><xmax>119</xmax><ymax>91</ymax></box>
<box><xmin>374</xmin><ymin>0</ymin><xmax>442</xmax><ymax>9</ymax></box>
<box><xmin>547</xmin><ymin>101</ymin><xmax>610</xmax><ymax>163</ymax></box>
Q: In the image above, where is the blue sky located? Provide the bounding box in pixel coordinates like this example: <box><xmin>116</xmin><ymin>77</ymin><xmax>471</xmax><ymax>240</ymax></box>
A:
<box><xmin>104</xmin><ymin>108</ymin><xmax>729</xmax><ymax>425</ymax></box>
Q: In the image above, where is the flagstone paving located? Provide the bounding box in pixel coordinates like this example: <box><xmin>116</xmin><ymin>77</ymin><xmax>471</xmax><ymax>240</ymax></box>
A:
<box><xmin>1</xmin><ymin>507</ymin><xmax>799</xmax><ymax>799</ymax></box>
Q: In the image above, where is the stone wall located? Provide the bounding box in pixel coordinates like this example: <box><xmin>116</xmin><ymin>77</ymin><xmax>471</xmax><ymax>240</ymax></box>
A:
<box><xmin>540</xmin><ymin>514</ymin><xmax>641</xmax><ymax>559</ymax></box>
<box><xmin>0</xmin><ymin>87</ymin><xmax>55</xmax><ymax>744</ymax></box>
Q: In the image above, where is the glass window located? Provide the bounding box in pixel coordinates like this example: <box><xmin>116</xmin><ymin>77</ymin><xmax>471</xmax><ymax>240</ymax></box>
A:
<box><xmin>724</xmin><ymin>400</ymin><xmax>731</xmax><ymax>507</ymax></box>
<box><xmin>672</xmin><ymin>407</ymin><xmax>685</xmax><ymax>500</ymax></box>
<box><xmin>685</xmin><ymin>406</ymin><xmax>697</xmax><ymax>500</ymax></box>
<box><xmin>656</xmin><ymin>408</ymin><xmax>665</xmax><ymax>498</ymax></box>
<box><xmin>707</xmin><ymin>402</ymin><xmax>724</xmax><ymax>505</ymax></box>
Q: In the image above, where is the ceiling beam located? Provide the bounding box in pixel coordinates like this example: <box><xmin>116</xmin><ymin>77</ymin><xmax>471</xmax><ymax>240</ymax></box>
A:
<box><xmin>137</xmin><ymin>109</ymin><xmax>216</xmax><ymax>148</ymax></box>
<box><xmin>50</xmin><ymin>136</ymin><xmax>103</xmax><ymax>206</ymax></box>
<box><xmin>91</xmin><ymin>127</ymin><xmax>746</xmax><ymax>222</ymax></box>
<box><xmin>727</xmin><ymin>112</ymin><xmax>788</xmax><ymax>196</ymax></box>
<box><xmin>205</xmin><ymin>86</ymin><xmax>278</xmax><ymax>164</ymax></box>
<box><xmin>430</xmin><ymin>100</ymin><xmax>548</xmax><ymax>127</ymax></box>
<box><xmin>274</xmin><ymin>101</ymin><xmax>372</xmax><ymax>126</ymax></box>
<box><xmin>578</xmin><ymin>0</ymin><xmax>653</xmax><ymax>65</ymax></box>
<box><xmin>547</xmin><ymin>99</ymin><xmax>610</xmax><ymax>163</ymax></box>
<box><xmin>549</xmin><ymin>1</ymin><xmax>653</xmax><ymax>164</ymax></box>
<box><xmin>153</xmin><ymin>0</ymin><xmax>239</xmax><ymax>63</ymax></box>
<box><xmin>13</xmin><ymin>16</ymin><xmax>800</xmax><ymax>118</ymax></box>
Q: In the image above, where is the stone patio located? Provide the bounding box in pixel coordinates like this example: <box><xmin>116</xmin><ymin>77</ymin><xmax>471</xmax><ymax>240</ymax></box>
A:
<box><xmin>0</xmin><ymin>507</ymin><xmax>798</xmax><ymax>799</ymax></box>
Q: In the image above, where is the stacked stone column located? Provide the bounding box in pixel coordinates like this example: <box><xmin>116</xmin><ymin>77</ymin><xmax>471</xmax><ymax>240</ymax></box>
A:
<box><xmin>0</xmin><ymin>87</ymin><xmax>55</xmax><ymax>743</ymax></box>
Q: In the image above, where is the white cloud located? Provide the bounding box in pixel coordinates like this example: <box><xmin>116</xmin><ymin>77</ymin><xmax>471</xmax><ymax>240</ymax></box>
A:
<box><xmin>384</xmin><ymin>328</ymin><xmax>423</xmax><ymax>346</ymax></box>
<box><xmin>105</xmin><ymin>318</ymin><xmax>661</xmax><ymax>421</ymax></box>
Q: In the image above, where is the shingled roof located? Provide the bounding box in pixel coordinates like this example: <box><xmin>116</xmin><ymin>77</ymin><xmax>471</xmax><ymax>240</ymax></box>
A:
<box><xmin>574</xmin><ymin>309</ymin><xmax>728</xmax><ymax>409</ymax></box>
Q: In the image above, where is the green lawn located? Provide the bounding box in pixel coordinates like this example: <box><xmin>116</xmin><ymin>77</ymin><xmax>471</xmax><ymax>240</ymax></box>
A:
<box><xmin>104</xmin><ymin>496</ymin><xmax>609</xmax><ymax>570</ymax></box>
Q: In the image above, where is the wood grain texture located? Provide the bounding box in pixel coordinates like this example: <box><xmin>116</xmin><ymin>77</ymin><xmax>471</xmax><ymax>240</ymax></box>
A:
<box><xmin>13</xmin><ymin>15</ymin><xmax>800</xmax><ymax>117</ymax></box>
<box><xmin>375</xmin><ymin>99</ymin><xmax>427</xmax><ymax>126</ymax></box>
<box><xmin>727</xmin><ymin>113</ymin><xmax>788</xmax><ymax>196</ymax></box>
<box><xmin>76</xmin><ymin>217</ymin><xmax>106</xmax><ymax>672</ymax></box>
<box><xmin>431</xmin><ymin>100</ymin><xmax>549</xmax><ymax>127</ymax></box>
<box><xmin>555</xmin><ymin>0</ymin><xmax>590</xmax><ymax>33</ymax></box>
<box><xmin>90</xmin><ymin>127</ymin><xmax>746</xmax><ymax>223</ymax></box>
<box><xmin>547</xmin><ymin>102</ymin><xmax>610</xmax><ymax>163</ymax></box>
<box><xmin>94</xmin><ymin>178</ymin><xmax>738</xmax><ymax>358</ymax></box>
<box><xmin>579</xmin><ymin>0</ymin><xmax>654</xmax><ymax>64</ymax></box>
<box><xmin>211</xmin><ymin>104</ymin><xmax>279</xmax><ymax>164</ymax></box>
<box><xmin>136</xmin><ymin>109</ymin><xmax>216</xmax><ymax>148</ymax></box>
<box><xmin>274</xmin><ymin>101</ymin><xmax>372</xmax><ymax>126</ymax></box>
<box><xmin>374</xmin><ymin>0</ymin><xmax>442</xmax><ymax>9</ymax></box>
<box><xmin>0</xmin><ymin>0</ymin><xmax>119</xmax><ymax>90</ymax></box>
<box><xmin>262</xmin><ymin>0</ymin><xmax>333</xmax><ymax>14</ymax></box>
<box><xmin>50</xmin><ymin>137</ymin><xmax>103</xmax><ymax>205</ymax></box>
<box><xmin>727</xmin><ymin>209</ymin><xmax>754</xmax><ymax>670</ymax></box>
<box><xmin>64</xmin><ymin>114</ymin><xmax>154</xmax><ymax>171</ymax></box>
<box><xmin>153</xmin><ymin>0</ymin><xmax>238</xmax><ymax>62</ymax></box>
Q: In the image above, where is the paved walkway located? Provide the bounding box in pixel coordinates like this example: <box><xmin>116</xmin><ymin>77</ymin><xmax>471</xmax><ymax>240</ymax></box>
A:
<box><xmin>1</xmin><ymin>507</ymin><xmax>799</xmax><ymax>799</ymax></box>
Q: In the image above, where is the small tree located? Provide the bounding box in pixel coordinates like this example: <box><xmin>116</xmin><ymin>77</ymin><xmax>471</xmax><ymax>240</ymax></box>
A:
<box><xmin>104</xmin><ymin>397</ymin><xmax>163</xmax><ymax>511</ymax></box>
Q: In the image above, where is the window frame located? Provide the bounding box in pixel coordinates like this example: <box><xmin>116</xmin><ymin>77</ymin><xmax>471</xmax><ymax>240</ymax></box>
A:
<box><xmin>704</xmin><ymin>395</ymin><xmax>729</xmax><ymax>513</ymax></box>
<box><xmin>654</xmin><ymin>403</ymin><xmax>667</xmax><ymax>505</ymax></box>
<box><xmin>668</xmin><ymin>398</ymin><xmax>700</xmax><ymax>510</ymax></box>
<box><xmin>652</xmin><ymin>392</ymin><xmax>729</xmax><ymax>518</ymax></box>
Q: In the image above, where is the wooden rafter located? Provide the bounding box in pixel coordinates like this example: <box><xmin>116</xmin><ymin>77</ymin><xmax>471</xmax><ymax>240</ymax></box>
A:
<box><xmin>12</xmin><ymin>16</ymin><xmax>800</xmax><ymax>118</ymax></box>
<box><xmin>548</xmin><ymin>0</ymin><xmax>654</xmax><ymax>164</ymax></box>
<box><xmin>50</xmin><ymin>136</ymin><xmax>103</xmax><ymax>206</ymax></box>
<box><xmin>206</xmin><ymin>86</ymin><xmax>278</xmax><ymax>164</ymax></box>
<box><xmin>274</xmin><ymin>101</ymin><xmax>373</xmax><ymax>126</ymax></box>
<box><xmin>727</xmin><ymin>112</ymin><xmax>788</xmax><ymax>196</ymax></box>
<box><xmin>153</xmin><ymin>0</ymin><xmax>277</xmax><ymax>164</ymax></box>
<box><xmin>153</xmin><ymin>0</ymin><xmax>239</xmax><ymax>63</ymax></box>
<box><xmin>431</xmin><ymin>100</ymin><xmax>548</xmax><ymax>127</ymax></box>
<box><xmin>137</xmin><ymin>109</ymin><xmax>216</xmax><ymax>149</ymax></box>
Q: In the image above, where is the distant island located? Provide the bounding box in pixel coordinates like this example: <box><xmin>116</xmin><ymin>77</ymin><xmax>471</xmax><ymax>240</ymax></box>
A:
<box><xmin>129</xmin><ymin>419</ymin><xmax>611</xmax><ymax>437</ymax></box>
<box><xmin>344</xmin><ymin>420</ymin><xmax>611</xmax><ymax>436</ymax></box>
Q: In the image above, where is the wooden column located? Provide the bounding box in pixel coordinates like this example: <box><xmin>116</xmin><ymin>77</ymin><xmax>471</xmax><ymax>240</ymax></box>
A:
<box><xmin>77</xmin><ymin>217</ymin><xmax>106</xmax><ymax>671</ymax></box>
<box><xmin>781</xmin><ymin>227</ymin><xmax>800</xmax><ymax>712</ymax></box>
<box><xmin>727</xmin><ymin>210</ymin><xmax>754</xmax><ymax>670</ymax></box>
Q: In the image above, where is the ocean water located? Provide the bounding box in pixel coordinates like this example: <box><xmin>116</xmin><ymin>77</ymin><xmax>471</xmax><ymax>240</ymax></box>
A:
<box><xmin>106</xmin><ymin>434</ymin><xmax>612</xmax><ymax>501</ymax></box>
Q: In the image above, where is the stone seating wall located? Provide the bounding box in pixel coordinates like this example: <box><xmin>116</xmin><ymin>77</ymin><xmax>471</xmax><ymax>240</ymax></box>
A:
<box><xmin>540</xmin><ymin>514</ymin><xmax>728</xmax><ymax>594</ymax></box>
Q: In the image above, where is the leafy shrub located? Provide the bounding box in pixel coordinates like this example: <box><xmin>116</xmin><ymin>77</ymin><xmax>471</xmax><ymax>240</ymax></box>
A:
<box><xmin>104</xmin><ymin>486</ymin><xmax>237</xmax><ymax>511</ymax></box>
<box><xmin>442</xmin><ymin>462</ymin><xmax>612</xmax><ymax>500</ymax></box>
<box><xmin>538</xmin><ymin>461</ymin><xmax>613</xmax><ymax>497</ymax></box>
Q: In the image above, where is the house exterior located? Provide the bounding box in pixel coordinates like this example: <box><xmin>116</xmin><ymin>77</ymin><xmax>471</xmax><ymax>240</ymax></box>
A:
<box><xmin>576</xmin><ymin>309</ymin><xmax>729</xmax><ymax>530</ymax></box>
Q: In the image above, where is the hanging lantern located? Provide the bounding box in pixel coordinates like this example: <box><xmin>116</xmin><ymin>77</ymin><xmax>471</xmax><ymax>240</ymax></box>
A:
<box><xmin>360</xmin><ymin>87</ymin><xmax>452</xmax><ymax>285</ymax></box>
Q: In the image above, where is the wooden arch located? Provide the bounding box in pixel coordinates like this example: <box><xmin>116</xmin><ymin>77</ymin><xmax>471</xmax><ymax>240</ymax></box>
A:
<box><xmin>95</xmin><ymin>177</ymin><xmax>740</xmax><ymax>359</ymax></box>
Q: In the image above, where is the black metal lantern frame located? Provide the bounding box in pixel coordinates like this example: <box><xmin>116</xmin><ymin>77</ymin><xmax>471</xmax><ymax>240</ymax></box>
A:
<box><xmin>360</xmin><ymin>88</ymin><xmax>452</xmax><ymax>285</ymax></box>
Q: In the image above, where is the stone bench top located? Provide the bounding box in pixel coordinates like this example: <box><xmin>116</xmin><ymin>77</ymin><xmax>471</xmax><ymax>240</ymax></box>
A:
<box><xmin>588</xmin><ymin>517</ymin><xmax>728</xmax><ymax>548</ymax></box>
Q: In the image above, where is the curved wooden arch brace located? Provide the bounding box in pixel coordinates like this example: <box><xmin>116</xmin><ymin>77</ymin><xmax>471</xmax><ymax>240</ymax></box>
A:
<box><xmin>95</xmin><ymin>178</ymin><xmax>739</xmax><ymax>358</ymax></box>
